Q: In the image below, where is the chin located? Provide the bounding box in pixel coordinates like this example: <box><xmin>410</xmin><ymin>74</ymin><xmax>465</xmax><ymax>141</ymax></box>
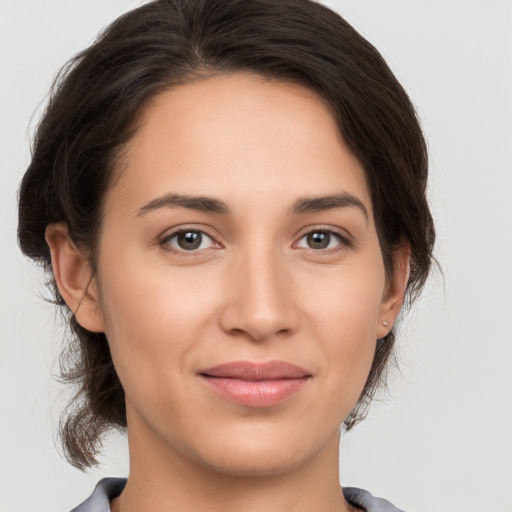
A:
<box><xmin>199</xmin><ymin>448</ymin><xmax>308</xmax><ymax>478</ymax></box>
<box><xmin>188</xmin><ymin>424</ymin><xmax>332</xmax><ymax>478</ymax></box>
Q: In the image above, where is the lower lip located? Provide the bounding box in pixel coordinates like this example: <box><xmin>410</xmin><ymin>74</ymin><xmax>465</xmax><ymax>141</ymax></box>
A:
<box><xmin>200</xmin><ymin>376</ymin><xmax>310</xmax><ymax>407</ymax></box>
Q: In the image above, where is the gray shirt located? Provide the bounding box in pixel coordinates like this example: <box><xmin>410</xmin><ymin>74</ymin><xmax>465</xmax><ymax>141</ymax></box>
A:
<box><xmin>70</xmin><ymin>478</ymin><xmax>405</xmax><ymax>512</ymax></box>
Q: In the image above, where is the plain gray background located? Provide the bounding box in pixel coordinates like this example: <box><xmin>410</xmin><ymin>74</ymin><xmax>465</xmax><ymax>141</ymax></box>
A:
<box><xmin>1</xmin><ymin>1</ymin><xmax>511</xmax><ymax>511</ymax></box>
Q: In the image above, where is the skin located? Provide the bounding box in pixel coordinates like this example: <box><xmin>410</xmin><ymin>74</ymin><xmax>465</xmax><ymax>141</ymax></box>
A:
<box><xmin>46</xmin><ymin>73</ymin><xmax>409</xmax><ymax>512</ymax></box>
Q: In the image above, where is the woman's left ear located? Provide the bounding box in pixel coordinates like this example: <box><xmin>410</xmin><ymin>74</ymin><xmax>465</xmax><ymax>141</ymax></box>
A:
<box><xmin>377</xmin><ymin>243</ymin><xmax>411</xmax><ymax>339</ymax></box>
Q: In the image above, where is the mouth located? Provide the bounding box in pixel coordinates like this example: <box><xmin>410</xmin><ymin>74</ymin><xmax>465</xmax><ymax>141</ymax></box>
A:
<box><xmin>198</xmin><ymin>361</ymin><xmax>312</xmax><ymax>407</ymax></box>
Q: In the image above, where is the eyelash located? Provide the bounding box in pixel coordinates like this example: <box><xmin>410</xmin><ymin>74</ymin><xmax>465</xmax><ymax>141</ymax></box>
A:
<box><xmin>160</xmin><ymin>226</ymin><xmax>353</xmax><ymax>256</ymax></box>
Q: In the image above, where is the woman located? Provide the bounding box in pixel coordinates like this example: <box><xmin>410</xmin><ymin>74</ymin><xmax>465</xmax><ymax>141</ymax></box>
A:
<box><xmin>17</xmin><ymin>0</ymin><xmax>434</xmax><ymax>511</ymax></box>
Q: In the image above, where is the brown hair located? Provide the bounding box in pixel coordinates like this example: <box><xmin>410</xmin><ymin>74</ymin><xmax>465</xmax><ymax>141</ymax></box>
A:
<box><xmin>18</xmin><ymin>0</ymin><xmax>435</xmax><ymax>469</ymax></box>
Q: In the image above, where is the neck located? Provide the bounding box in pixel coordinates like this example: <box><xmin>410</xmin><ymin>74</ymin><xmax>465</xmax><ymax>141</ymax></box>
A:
<box><xmin>111</xmin><ymin>417</ymin><xmax>354</xmax><ymax>512</ymax></box>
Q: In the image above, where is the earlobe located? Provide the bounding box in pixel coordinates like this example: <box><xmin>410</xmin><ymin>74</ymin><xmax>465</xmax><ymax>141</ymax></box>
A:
<box><xmin>45</xmin><ymin>222</ymin><xmax>105</xmax><ymax>333</ymax></box>
<box><xmin>377</xmin><ymin>243</ymin><xmax>411</xmax><ymax>339</ymax></box>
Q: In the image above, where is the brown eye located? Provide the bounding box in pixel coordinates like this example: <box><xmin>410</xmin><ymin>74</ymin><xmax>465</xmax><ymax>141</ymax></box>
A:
<box><xmin>296</xmin><ymin>230</ymin><xmax>348</xmax><ymax>251</ymax></box>
<box><xmin>307</xmin><ymin>231</ymin><xmax>330</xmax><ymax>249</ymax></box>
<box><xmin>163</xmin><ymin>230</ymin><xmax>215</xmax><ymax>252</ymax></box>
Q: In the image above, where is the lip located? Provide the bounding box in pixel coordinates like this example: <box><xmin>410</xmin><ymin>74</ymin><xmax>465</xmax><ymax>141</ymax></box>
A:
<box><xmin>198</xmin><ymin>361</ymin><xmax>312</xmax><ymax>407</ymax></box>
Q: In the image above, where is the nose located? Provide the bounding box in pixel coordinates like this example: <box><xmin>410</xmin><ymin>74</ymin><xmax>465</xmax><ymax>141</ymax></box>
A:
<box><xmin>219</xmin><ymin>247</ymin><xmax>300</xmax><ymax>343</ymax></box>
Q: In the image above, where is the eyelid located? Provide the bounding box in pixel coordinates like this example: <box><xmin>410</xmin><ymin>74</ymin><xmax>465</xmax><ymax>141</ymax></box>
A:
<box><xmin>293</xmin><ymin>225</ymin><xmax>354</xmax><ymax>253</ymax></box>
<box><xmin>160</xmin><ymin>226</ymin><xmax>222</xmax><ymax>255</ymax></box>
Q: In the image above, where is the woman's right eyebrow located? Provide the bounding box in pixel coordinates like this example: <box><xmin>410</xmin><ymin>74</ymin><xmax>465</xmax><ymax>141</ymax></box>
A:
<box><xmin>137</xmin><ymin>193</ymin><xmax>231</xmax><ymax>216</ymax></box>
<box><xmin>137</xmin><ymin>191</ymin><xmax>368</xmax><ymax>221</ymax></box>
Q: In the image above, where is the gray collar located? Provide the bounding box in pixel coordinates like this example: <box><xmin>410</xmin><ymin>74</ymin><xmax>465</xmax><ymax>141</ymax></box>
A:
<box><xmin>70</xmin><ymin>477</ymin><xmax>405</xmax><ymax>512</ymax></box>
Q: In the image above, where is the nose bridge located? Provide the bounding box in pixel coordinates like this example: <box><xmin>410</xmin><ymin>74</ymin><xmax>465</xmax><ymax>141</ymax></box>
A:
<box><xmin>221</xmin><ymin>241</ymin><xmax>298</xmax><ymax>342</ymax></box>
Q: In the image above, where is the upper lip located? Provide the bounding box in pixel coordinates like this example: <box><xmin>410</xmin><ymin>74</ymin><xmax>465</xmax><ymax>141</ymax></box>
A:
<box><xmin>198</xmin><ymin>361</ymin><xmax>311</xmax><ymax>380</ymax></box>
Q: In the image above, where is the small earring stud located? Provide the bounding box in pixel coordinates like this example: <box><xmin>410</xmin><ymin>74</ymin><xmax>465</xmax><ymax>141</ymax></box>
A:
<box><xmin>382</xmin><ymin>320</ymin><xmax>389</xmax><ymax>327</ymax></box>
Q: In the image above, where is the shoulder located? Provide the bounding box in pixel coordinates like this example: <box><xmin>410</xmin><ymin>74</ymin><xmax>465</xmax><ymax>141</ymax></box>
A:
<box><xmin>343</xmin><ymin>487</ymin><xmax>406</xmax><ymax>512</ymax></box>
<box><xmin>69</xmin><ymin>478</ymin><xmax>127</xmax><ymax>512</ymax></box>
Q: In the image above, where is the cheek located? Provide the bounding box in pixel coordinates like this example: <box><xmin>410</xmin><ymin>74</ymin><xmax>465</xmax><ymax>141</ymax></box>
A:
<box><xmin>96</xmin><ymin>253</ymin><xmax>218</xmax><ymax>394</ymax></box>
<box><xmin>304</xmin><ymin>257</ymin><xmax>385</xmax><ymax>339</ymax></box>
<box><xmin>301</xmin><ymin>261</ymin><xmax>385</xmax><ymax>397</ymax></box>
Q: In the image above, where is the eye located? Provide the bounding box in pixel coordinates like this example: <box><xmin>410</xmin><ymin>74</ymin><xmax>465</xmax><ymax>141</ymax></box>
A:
<box><xmin>162</xmin><ymin>229</ymin><xmax>217</xmax><ymax>253</ymax></box>
<box><xmin>295</xmin><ymin>229</ymin><xmax>350</xmax><ymax>252</ymax></box>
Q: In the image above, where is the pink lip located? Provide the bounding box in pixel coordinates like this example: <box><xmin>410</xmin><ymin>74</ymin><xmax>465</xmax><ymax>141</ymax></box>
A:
<box><xmin>198</xmin><ymin>361</ymin><xmax>311</xmax><ymax>407</ymax></box>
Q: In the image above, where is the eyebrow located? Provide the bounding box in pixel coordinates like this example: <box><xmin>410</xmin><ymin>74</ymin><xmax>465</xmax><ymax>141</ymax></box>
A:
<box><xmin>138</xmin><ymin>193</ymin><xmax>231</xmax><ymax>216</ymax></box>
<box><xmin>137</xmin><ymin>192</ymin><xmax>368</xmax><ymax>219</ymax></box>
<box><xmin>290</xmin><ymin>193</ymin><xmax>368</xmax><ymax>220</ymax></box>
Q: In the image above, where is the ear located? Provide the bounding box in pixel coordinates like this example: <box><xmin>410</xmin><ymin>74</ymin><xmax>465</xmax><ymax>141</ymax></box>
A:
<box><xmin>45</xmin><ymin>222</ymin><xmax>105</xmax><ymax>333</ymax></box>
<box><xmin>377</xmin><ymin>242</ymin><xmax>411</xmax><ymax>339</ymax></box>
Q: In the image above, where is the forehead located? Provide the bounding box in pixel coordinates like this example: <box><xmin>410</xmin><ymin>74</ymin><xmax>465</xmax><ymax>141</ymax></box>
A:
<box><xmin>106</xmin><ymin>73</ymin><xmax>372</xmax><ymax>218</ymax></box>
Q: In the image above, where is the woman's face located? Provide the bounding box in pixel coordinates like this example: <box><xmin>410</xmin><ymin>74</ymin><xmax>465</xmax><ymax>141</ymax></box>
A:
<box><xmin>87</xmin><ymin>73</ymin><xmax>401</xmax><ymax>475</ymax></box>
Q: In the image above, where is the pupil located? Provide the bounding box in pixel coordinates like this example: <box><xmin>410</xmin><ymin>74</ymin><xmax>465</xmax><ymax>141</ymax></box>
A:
<box><xmin>178</xmin><ymin>231</ymin><xmax>201</xmax><ymax>250</ymax></box>
<box><xmin>308</xmin><ymin>231</ymin><xmax>329</xmax><ymax>249</ymax></box>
